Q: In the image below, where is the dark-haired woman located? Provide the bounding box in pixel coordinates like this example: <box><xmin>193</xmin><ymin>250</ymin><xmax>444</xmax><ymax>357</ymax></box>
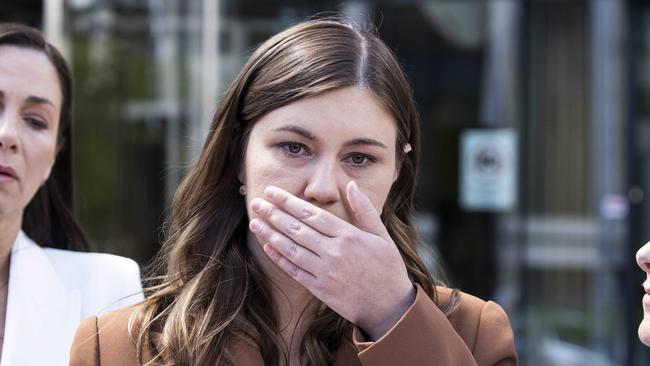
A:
<box><xmin>0</xmin><ymin>23</ymin><xmax>143</xmax><ymax>365</ymax></box>
<box><xmin>71</xmin><ymin>18</ymin><xmax>517</xmax><ymax>366</ymax></box>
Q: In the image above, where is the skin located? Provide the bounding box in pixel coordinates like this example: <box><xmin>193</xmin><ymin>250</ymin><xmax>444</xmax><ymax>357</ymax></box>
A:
<box><xmin>637</xmin><ymin>241</ymin><xmax>650</xmax><ymax>346</ymax></box>
<box><xmin>0</xmin><ymin>45</ymin><xmax>61</xmax><ymax>356</ymax></box>
<box><xmin>240</xmin><ymin>86</ymin><xmax>415</xmax><ymax>362</ymax></box>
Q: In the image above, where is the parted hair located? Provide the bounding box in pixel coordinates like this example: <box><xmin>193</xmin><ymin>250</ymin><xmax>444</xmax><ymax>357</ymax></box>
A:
<box><xmin>130</xmin><ymin>17</ymin><xmax>458</xmax><ymax>366</ymax></box>
<box><xmin>0</xmin><ymin>23</ymin><xmax>88</xmax><ymax>251</ymax></box>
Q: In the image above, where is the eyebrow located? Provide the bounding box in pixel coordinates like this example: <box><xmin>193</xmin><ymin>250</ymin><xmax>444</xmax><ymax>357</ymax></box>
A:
<box><xmin>273</xmin><ymin>125</ymin><xmax>316</xmax><ymax>140</ymax></box>
<box><xmin>344</xmin><ymin>138</ymin><xmax>388</xmax><ymax>149</ymax></box>
<box><xmin>273</xmin><ymin>124</ymin><xmax>388</xmax><ymax>149</ymax></box>
<box><xmin>0</xmin><ymin>91</ymin><xmax>54</xmax><ymax>106</ymax></box>
<box><xmin>25</xmin><ymin>96</ymin><xmax>55</xmax><ymax>106</ymax></box>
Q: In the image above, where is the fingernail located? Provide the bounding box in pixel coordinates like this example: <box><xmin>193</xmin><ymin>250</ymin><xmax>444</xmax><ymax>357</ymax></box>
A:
<box><xmin>349</xmin><ymin>181</ymin><xmax>359</xmax><ymax>194</ymax></box>
<box><xmin>263</xmin><ymin>243</ymin><xmax>273</xmax><ymax>254</ymax></box>
<box><xmin>251</xmin><ymin>199</ymin><xmax>262</xmax><ymax>212</ymax></box>
<box><xmin>249</xmin><ymin>219</ymin><xmax>262</xmax><ymax>232</ymax></box>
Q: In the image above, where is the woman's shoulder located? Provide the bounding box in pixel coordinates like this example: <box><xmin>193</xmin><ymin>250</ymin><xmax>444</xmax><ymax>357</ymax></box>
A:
<box><xmin>70</xmin><ymin>307</ymin><xmax>142</xmax><ymax>366</ymax></box>
<box><xmin>437</xmin><ymin>286</ymin><xmax>511</xmax><ymax>327</ymax></box>
<box><xmin>351</xmin><ymin>285</ymin><xmax>517</xmax><ymax>365</ymax></box>
<box><xmin>42</xmin><ymin>248</ymin><xmax>144</xmax><ymax>314</ymax></box>
<box><xmin>18</xmin><ymin>231</ymin><xmax>140</xmax><ymax>280</ymax></box>
<box><xmin>437</xmin><ymin>286</ymin><xmax>507</xmax><ymax>316</ymax></box>
<box><xmin>14</xmin><ymin>232</ymin><xmax>143</xmax><ymax>311</ymax></box>
<box><xmin>43</xmin><ymin>246</ymin><xmax>139</xmax><ymax>283</ymax></box>
<box><xmin>436</xmin><ymin>286</ymin><xmax>516</xmax><ymax>360</ymax></box>
<box><xmin>44</xmin><ymin>247</ymin><xmax>139</xmax><ymax>272</ymax></box>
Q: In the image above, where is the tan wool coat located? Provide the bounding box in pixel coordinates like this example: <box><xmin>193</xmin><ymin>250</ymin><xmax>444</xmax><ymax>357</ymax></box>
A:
<box><xmin>70</xmin><ymin>285</ymin><xmax>518</xmax><ymax>366</ymax></box>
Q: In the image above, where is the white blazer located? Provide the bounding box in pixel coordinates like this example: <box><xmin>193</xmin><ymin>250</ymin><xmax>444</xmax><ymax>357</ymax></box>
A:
<box><xmin>0</xmin><ymin>231</ymin><xmax>144</xmax><ymax>366</ymax></box>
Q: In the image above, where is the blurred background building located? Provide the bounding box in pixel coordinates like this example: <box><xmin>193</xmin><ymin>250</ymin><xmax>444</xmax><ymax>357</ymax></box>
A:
<box><xmin>2</xmin><ymin>0</ymin><xmax>650</xmax><ymax>364</ymax></box>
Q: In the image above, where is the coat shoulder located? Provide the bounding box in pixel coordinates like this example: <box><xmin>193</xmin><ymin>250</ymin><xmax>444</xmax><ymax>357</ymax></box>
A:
<box><xmin>437</xmin><ymin>286</ymin><xmax>516</xmax><ymax>361</ymax></box>
<box><xmin>70</xmin><ymin>306</ymin><xmax>142</xmax><ymax>366</ymax></box>
<box><xmin>43</xmin><ymin>248</ymin><xmax>140</xmax><ymax>281</ymax></box>
<box><xmin>352</xmin><ymin>285</ymin><xmax>517</xmax><ymax>365</ymax></box>
<box><xmin>437</xmin><ymin>286</ymin><xmax>493</xmax><ymax>322</ymax></box>
<box><xmin>44</xmin><ymin>248</ymin><xmax>144</xmax><ymax>314</ymax></box>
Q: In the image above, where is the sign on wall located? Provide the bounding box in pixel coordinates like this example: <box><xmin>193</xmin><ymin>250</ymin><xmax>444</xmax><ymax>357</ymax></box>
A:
<box><xmin>460</xmin><ymin>129</ymin><xmax>518</xmax><ymax>212</ymax></box>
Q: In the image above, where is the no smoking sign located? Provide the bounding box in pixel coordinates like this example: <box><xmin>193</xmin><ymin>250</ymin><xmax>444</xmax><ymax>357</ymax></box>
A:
<box><xmin>460</xmin><ymin>129</ymin><xmax>518</xmax><ymax>211</ymax></box>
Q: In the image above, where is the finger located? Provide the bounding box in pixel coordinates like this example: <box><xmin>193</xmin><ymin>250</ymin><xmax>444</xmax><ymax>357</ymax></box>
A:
<box><xmin>251</xmin><ymin>198</ymin><xmax>325</xmax><ymax>256</ymax></box>
<box><xmin>249</xmin><ymin>218</ymin><xmax>321</xmax><ymax>273</ymax></box>
<box><xmin>262</xmin><ymin>243</ymin><xmax>317</xmax><ymax>285</ymax></box>
<box><xmin>346</xmin><ymin>181</ymin><xmax>391</xmax><ymax>241</ymax></box>
<box><xmin>263</xmin><ymin>186</ymin><xmax>346</xmax><ymax>237</ymax></box>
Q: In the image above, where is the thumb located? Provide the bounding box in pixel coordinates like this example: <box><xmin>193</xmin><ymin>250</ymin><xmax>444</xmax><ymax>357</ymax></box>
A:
<box><xmin>346</xmin><ymin>181</ymin><xmax>391</xmax><ymax>241</ymax></box>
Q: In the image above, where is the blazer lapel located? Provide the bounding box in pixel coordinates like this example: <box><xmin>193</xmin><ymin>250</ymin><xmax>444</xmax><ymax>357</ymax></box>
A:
<box><xmin>1</xmin><ymin>232</ymin><xmax>80</xmax><ymax>366</ymax></box>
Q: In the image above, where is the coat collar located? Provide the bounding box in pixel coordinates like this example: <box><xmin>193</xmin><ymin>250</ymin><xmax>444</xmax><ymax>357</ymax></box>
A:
<box><xmin>146</xmin><ymin>326</ymin><xmax>360</xmax><ymax>365</ymax></box>
<box><xmin>1</xmin><ymin>231</ymin><xmax>81</xmax><ymax>365</ymax></box>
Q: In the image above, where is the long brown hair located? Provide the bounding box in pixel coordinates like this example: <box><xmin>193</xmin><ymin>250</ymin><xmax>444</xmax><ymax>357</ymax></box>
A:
<box><xmin>131</xmin><ymin>17</ymin><xmax>458</xmax><ymax>365</ymax></box>
<box><xmin>0</xmin><ymin>23</ymin><xmax>88</xmax><ymax>251</ymax></box>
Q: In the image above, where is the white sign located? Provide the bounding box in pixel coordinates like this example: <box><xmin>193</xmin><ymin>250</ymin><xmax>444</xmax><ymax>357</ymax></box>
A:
<box><xmin>460</xmin><ymin>129</ymin><xmax>517</xmax><ymax>211</ymax></box>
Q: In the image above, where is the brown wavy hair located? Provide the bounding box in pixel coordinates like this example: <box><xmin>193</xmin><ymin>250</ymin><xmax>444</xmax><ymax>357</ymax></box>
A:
<box><xmin>130</xmin><ymin>17</ymin><xmax>458</xmax><ymax>365</ymax></box>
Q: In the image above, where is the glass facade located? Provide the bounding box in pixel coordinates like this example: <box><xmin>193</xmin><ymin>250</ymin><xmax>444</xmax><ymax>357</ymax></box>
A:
<box><xmin>4</xmin><ymin>0</ymin><xmax>650</xmax><ymax>364</ymax></box>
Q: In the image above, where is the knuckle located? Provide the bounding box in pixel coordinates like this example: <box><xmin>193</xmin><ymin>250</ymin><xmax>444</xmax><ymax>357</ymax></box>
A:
<box><xmin>255</xmin><ymin>225</ymin><xmax>270</xmax><ymax>240</ymax></box>
<box><xmin>301</xmin><ymin>206</ymin><xmax>316</xmax><ymax>220</ymax></box>
<box><xmin>288</xmin><ymin>221</ymin><xmax>302</xmax><ymax>234</ymax></box>
<box><xmin>318</xmin><ymin>216</ymin><xmax>329</xmax><ymax>228</ymax></box>
<box><xmin>289</xmin><ymin>263</ymin><xmax>299</xmax><ymax>277</ymax></box>
<box><xmin>258</xmin><ymin>227</ymin><xmax>271</xmax><ymax>241</ymax></box>
<box><xmin>311</xmin><ymin>280</ymin><xmax>325</xmax><ymax>293</ymax></box>
<box><xmin>288</xmin><ymin>243</ymin><xmax>298</xmax><ymax>259</ymax></box>
<box><xmin>328</xmin><ymin>246</ymin><xmax>352</xmax><ymax>267</ymax></box>
<box><xmin>340</xmin><ymin>233</ymin><xmax>358</xmax><ymax>245</ymax></box>
<box><xmin>278</xmin><ymin>191</ymin><xmax>289</xmax><ymax>204</ymax></box>
<box><xmin>322</xmin><ymin>267</ymin><xmax>339</xmax><ymax>284</ymax></box>
<box><xmin>328</xmin><ymin>248</ymin><xmax>344</xmax><ymax>263</ymax></box>
<box><xmin>268</xmin><ymin>247</ymin><xmax>281</xmax><ymax>261</ymax></box>
<box><xmin>264</xmin><ymin>204</ymin><xmax>274</xmax><ymax>217</ymax></box>
<box><xmin>328</xmin><ymin>247</ymin><xmax>340</xmax><ymax>258</ymax></box>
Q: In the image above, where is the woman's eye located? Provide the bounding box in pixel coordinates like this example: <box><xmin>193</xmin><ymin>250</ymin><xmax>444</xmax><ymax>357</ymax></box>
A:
<box><xmin>25</xmin><ymin>117</ymin><xmax>47</xmax><ymax>130</ymax></box>
<box><xmin>288</xmin><ymin>143</ymin><xmax>302</xmax><ymax>154</ymax></box>
<box><xmin>279</xmin><ymin>142</ymin><xmax>309</xmax><ymax>157</ymax></box>
<box><xmin>351</xmin><ymin>154</ymin><xmax>366</xmax><ymax>165</ymax></box>
<box><xmin>346</xmin><ymin>153</ymin><xmax>375</xmax><ymax>167</ymax></box>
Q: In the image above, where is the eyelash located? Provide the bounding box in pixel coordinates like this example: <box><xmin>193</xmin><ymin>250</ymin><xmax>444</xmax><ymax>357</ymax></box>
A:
<box><xmin>279</xmin><ymin>142</ymin><xmax>311</xmax><ymax>157</ymax></box>
<box><xmin>345</xmin><ymin>153</ymin><xmax>376</xmax><ymax>167</ymax></box>
<box><xmin>24</xmin><ymin>116</ymin><xmax>48</xmax><ymax>130</ymax></box>
<box><xmin>278</xmin><ymin>142</ymin><xmax>376</xmax><ymax>168</ymax></box>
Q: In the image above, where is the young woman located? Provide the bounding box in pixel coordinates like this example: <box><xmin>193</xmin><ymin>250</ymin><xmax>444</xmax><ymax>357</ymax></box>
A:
<box><xmin>70</xmin><ymin>18</ymin><xmax>517</xmax><ymax>365</ymax></box>
<box><xmin>0</xmin><ymin>23</ymin><xmax>143</xmax><ymax>365</ymax></box>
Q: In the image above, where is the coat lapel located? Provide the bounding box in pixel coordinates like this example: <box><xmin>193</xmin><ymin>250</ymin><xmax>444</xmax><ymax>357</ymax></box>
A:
<box><xmin>1</xmin><ymin>232</ymin><xmax>80</xmax><ymax>365</ymax></box>
<box><xmin>148</xmin><ymin>331</ymin><xmax>360</xmax><ymax>365</ymax></box>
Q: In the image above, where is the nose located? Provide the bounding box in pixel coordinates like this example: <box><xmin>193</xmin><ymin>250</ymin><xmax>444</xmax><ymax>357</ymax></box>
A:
<box><xmin>0</xmin><ymin>113</ymin><xmax>20</xmax><ymax>153</ymax></box>
<box><xmin>303</xmin><ymin>157</ymin><xmax>342</xmax><ymax>206</ymax></box>
<box><xmin>637</xmin><ymin>241</ymin><xmax>650</xmax><ymax>273</ymax></box>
